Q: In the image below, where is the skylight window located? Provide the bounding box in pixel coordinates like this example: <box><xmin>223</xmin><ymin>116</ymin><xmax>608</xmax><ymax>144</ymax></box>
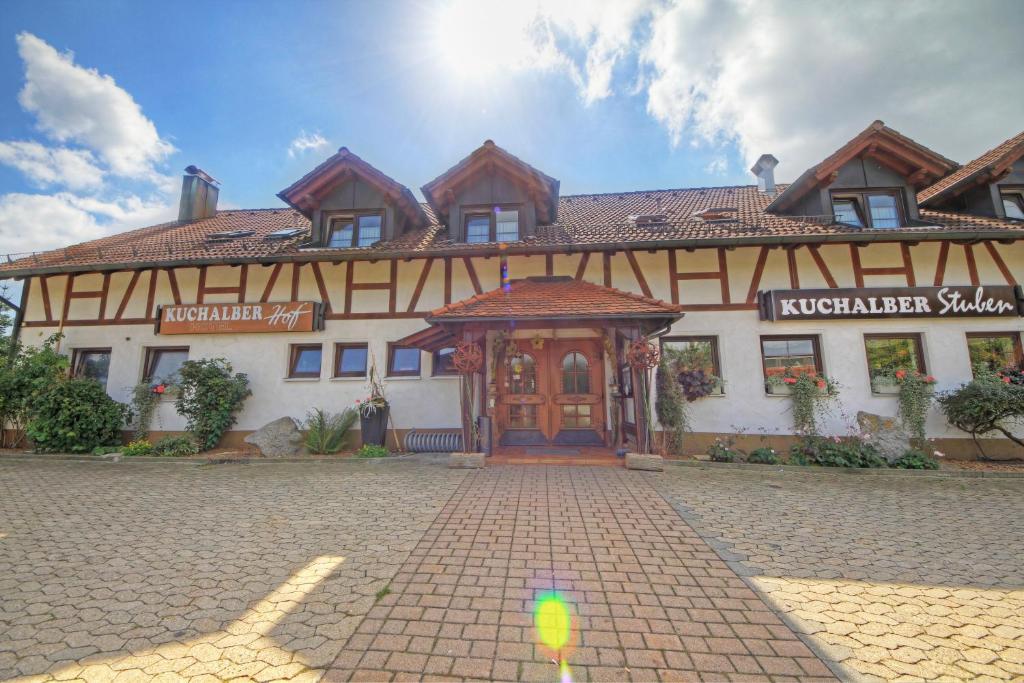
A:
<box><xmin>266</xmin><ymin>228</ymin><xmax>307</xmax><ymax>240</ymax></box>
<box><xmin>206</xmin><ymin>229</ymin><xmax>255</xmax><ymax>242</ymax></box>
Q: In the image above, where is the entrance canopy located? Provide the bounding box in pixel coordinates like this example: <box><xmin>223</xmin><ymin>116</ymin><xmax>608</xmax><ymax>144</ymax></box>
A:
<box><xmin>396</xmin><ymin>276</ymin><xmax>684</xmax><ymax>350</ymax></box>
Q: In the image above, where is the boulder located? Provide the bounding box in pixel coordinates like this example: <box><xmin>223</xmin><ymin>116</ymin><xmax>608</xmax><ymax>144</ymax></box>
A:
<box><xmin>449</xmin><ymin>452</ymin><xmax>485</xmax><ymax>469</ymax></box>
<box><xmin>856</xmin><ymin>411</ymin><xmax>910</xmax><ymax>464</ymax></box>
<box><xmin>244</xmin><ymin>417</ymin><xmax>305</xmax><ymax>457</ymax></box>
<box><xmin>625</xmin><ymin>452</ymin><xmax>663</xmax><ymax>471</ymax></box>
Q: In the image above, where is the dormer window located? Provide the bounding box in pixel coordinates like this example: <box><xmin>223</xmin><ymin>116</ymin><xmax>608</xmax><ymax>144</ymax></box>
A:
<box><xmin>326</xmin><ymin>212</ymin><xmax>383</xmax><ymax>248</ymax></box>
<box><xmin>830</xmin><ymin>190</ymin><xmax>904</xmax><ymax>229</ymax></box>
<box><xmin>464</xmin><ymin>206</ymin><xmax>520</xmax><ymax>243</ymax></box>
<box><xmin>1001</xmin><ymin>188</ymin><xmax>1024</xmax><ymax>219</ymax></box>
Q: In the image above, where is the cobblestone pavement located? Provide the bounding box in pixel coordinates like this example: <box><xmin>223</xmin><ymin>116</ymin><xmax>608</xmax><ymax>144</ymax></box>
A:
<box><xmin>654</xmin><ymin>466</ymin><xmax>1024</xmax><ymax>682</ymax></box>
<box><xmin>324</xmin><ymin>466</ymin><xmax>832</xmax><ymax>682</ymax></box>
<box><xmin>0</xmin><ymin>459</ymin><xmax>465</xmax><ymax>682</ymax></box>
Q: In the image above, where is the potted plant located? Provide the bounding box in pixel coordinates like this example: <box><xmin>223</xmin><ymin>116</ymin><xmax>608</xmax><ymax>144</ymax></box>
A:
<box><xmin>358</xmin><ymin>363</ymin><xmax>389</xmax><ymax>447</ymax></box>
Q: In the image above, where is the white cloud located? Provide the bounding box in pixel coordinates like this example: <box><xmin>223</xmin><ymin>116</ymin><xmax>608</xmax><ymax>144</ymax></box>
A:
<box><xmin>0</xmin><ymin>193</ymin><xmax>176</xmax><ymax>256</ymax></box>
<box><xmin>704</xmin><ymin>156</ymin><xmax>728</xmax><ymax>176</ymax></box>
<box><xmin>287</xmin><ymin>130</ymin><xmax>329</xmax><ymax>158</ymax></box>
<box><xmin>15</xmin><ymin>32</ymin><xmax>174</xmax><ymax>182</ymax></box>
<box><xmin>433</xmin><ymin>0</ymin><xmax>1024</xmax><ymax>182</ymax></box>
<box><xmin>0</xmin><ymin>33</ymin><xmax>178</xmax><ymax>257</ymax></box>
<box><xmin>0</xmin><ymin>141</ymin><xmax>104</xmax><ymax>190</ymax></box>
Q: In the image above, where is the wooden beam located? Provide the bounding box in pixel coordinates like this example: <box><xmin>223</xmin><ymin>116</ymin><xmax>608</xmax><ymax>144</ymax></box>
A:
<box><xmin>933</xmin><ymin>241</ymin><xmax>949</xmax><ymax>286</ymax></box>
<box><xmin>745</xmin><ymin>246</ymin><xmax>769</xmax><ymax>303</ymax></box>
<box><xmin>717</xmin><ymin>248</ymin><xmax>731</xmax><ymax>304</ymax></box>
<box><xmin>624</xmin><ymin>250</ymin><xmax>652</xmax><ymax>298</ymax></box>
<box><xmin>290</xmin><ymin>263</ymin><xmax>302</xmax><ymax>301</ymax></box>
<box><xmin>165</xmin><ymin>269</ymin><xmax>182</xmax><ymax>305</ymax></box>
<box><xmin>311</xmin><ymin>262</ymin><xmax>331</xmax><ymax>313</ymax></box>
<box><xmin>260</xmin><ymin>264</ymin><xmax>283</xmax><ymax>303</ymax></box>
<box><xmin>807</xmin><ymin>246</ymin><xmax>838</xmax><ymax>288</ymax></box>
<box><xmin>850</xmin><ymin>244</ymin><xmax>864</xmax><ymax>288</ymax></box>
<box><xmin>965</xmin><ymin>244</ymin><xmax>980</xmax><ymax>286</ymax></box>
<box><xmin>463</xmin><ymin>256</ymin><xmax>482</xmax><ymax>295</ymax></box>
<box><xmin>984</xmin><ymin>241</ymin><xmax>1017</xmax><ymax>285</ymax></box>
<box><xmin>40</xmin><ymin>275</ymin><xmax>53</xmax><ymax>322</ymax></box>
<box><xmin>786</xmin><ymin>247</ymin><xmax>800</xmax><ymax>289</ymax></box>
<box><xmin>603</xmin><ymin>252</ymin><xmax>612</xmax><ymax>288</ymax></box>
<box><xmin>545</xmin><ymin>253</ymin><xmax>554</xmax><ymax>277</ymax></box>
<box><xmin>900</xmin><ymin>243</ymin><xmax>916</xmax><ymax>287</ymax></box>
<box><xmin>667</xmin><ymin>250</ymin><xmax>678</xmax><ymax>304</ymax></box>
<box><xmin>574</xmin><ymin>252</ymin><xmax>590</xmax><ymax>281</ymax></box>
<box><xmin>113</xmin><ymin>270</ymin><xmax>142</xmax><ymax>321</ymax></box>
<box><xmin>444</xmin><ymin>257</ymin><xmax>452</xmax><ymax>305</ymax></box>
<box><xmin>407</xmin><ymin>258</ymin><xmax>434</xmax><ymax>312</ymax></box>
<box><xmin>389</xmin><ymin>259</ymin><xmax>399</xmax><ymax>312</ymax></box>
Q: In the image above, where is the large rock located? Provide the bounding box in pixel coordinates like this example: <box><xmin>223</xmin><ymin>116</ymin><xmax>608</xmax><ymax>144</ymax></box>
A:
<box><xmin>857</xmin><ymin>411</ymin><xmax>910</xmax><ymax>463</ymax></box>
<box><xmin>244</xmin><ymin>417</ymin><xmax>305</xmax><ymax>457</ymax></box>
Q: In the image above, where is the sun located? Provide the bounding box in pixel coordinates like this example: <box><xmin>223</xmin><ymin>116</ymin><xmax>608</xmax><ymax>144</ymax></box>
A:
<box><xmin>433</xmin><ymin>0</ymin><xmax>542</xmax><ymax>82</ymax></box>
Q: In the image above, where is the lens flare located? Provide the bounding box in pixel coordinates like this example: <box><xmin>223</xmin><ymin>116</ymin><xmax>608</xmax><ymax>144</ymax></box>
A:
<box><xmin>535</xmin><ymin>592</ymin><xmax>571</xmax><ymax>651</ymax></box>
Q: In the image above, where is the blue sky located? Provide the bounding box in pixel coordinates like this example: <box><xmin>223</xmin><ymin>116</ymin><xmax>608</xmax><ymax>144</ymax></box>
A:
<box><xmin>1</xmin><ymin>0</ymin><xmax>1022</xmax><ymax>263</ymax></box>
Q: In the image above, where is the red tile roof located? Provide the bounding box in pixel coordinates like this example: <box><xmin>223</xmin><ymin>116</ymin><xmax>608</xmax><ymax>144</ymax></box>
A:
<box><xmin>3</xmin><ymin>183</ymin><xmax>1023</xmax><ymax>278</ymax></box>
<box><xmin>918</xmin><ymin>130</ymin><xmax>1024</xmax><ymax>205</ymax></box>
<box><xmin>427</xmin><ymin>276</ymin><xmax>683</xmax><ymax>321</ymax></box>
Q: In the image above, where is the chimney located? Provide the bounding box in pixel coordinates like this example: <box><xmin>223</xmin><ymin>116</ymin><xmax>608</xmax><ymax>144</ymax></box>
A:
<box><xmin>750</xmin><ymin>154</ymin><xmax>779</xmax><ymax>196</ymax></box>
<box><xmin>178</xmin><ymin>165</ymin><xmax>220</xmax><ymax>221</ymax></box>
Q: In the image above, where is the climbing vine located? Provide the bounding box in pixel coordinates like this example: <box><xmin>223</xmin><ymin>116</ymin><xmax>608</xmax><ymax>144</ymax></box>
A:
<box><xmin>655</xmin><ymin>357</ymin><xmax>687</xmax><ymax>454</ymax></box>
<box><xmin>894</xmin><ymin>370</ymin><xmax>936</xmax><ymax>443</ymax></box>
<box><xmin>768</xmin><ymin>371</ymin><xmax>838</xmax><ymax>435</ymax></box>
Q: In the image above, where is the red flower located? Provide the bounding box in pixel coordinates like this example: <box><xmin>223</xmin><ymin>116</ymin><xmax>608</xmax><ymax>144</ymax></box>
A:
<box><xmin>817</xmin><ymin>380</ymin><xmax>827</xmax><ymax>390</ymax></box>
<box><xmin>153</xmin><ymin>384</ymin><xmax>166</xmax><ymax>394</ymax></box>
<box><xmin>925</xmin><ymin>375</ymin><xmax>936</xmax><ymax>383</ymax></box>
<box><xmin>783</xmin><ymin>377</ymin><xmax>797</xmax><ymax>385</ymax></box>
<box><xmin>1003</xmin><ymin>376</ymin><xmax>1012</xmax><ymax>384</ymax></box>
<box><xmin>895</xmin><ymin>370</ymin><xmax>907</xmax><ymax>380</ymax></box>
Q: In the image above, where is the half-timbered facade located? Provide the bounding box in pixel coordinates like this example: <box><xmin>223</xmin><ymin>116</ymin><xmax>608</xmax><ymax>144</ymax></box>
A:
<box><xmin>3</xmin><ymin>122</ymin><xmax>1024</xmax><ymax>457</ymax></box>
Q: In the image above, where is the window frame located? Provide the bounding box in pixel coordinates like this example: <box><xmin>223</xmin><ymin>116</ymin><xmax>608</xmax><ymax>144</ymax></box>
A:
<box><xmin>333</xmin><ymin>342</ymin><xmax>369</xmax><ymax>378</ymax></box>
<box><xmin>287</xmin><ymin>343</ymin><xmax>323</xmax><ymax>379</ymax></box>
<box><xmin>999</xmin><ymin>185</ymin><xmax>1024</xmax><ymax>220</ymax></box>
<box><xmin>143</xmin><ymin>346</ymin><xmax>190</xmax><ymax>384</ymax></box>
<box><xmin>387</xmin><ymin>342</ymin><xmax>421</xmax><ymax>378</ymax></box>
<box><xmin>829</xmin><ymin>188</ymin><xmax>907</xmax><ymax>229</ymax></box>
<box><xmin>560</xmin><ymin>350</ymin><xmax>591</xmax><ymax>394</ymax></box>
<box><xmin>71</xmin><ymin>347</ymin><xmax>112</xmax><ymax>388</ymax></box>
<box><xmin>324</xmin><ymin>210</ymin><xmax>385</xmax><ymax>248</ymax></box>
<box><xmin>660</xmin><ymin>335</ymin><xmax>723</xmax><ymax>394</ymax></box>
<box><xmin>461</xmin><ymin>204</ymin><xmax>522</xmax><ymax>243</ymax></box>
<box><xmin>759</xmin><ymin>335</ymin><xmax>824</xmax><ymax>388</ymax></box>
<box><xmin>432</xmin><ymin>346</ymin><xmax>459</xmax><ymax>376</ymax></box>
<box><xmin>863</xmin><ymin>333</ymin><xmax>927</xmax><ymax>390</ymax></box>
<box><xmin>966</xmin><ymin>331</ymin><xmax>1023</xmax><ymax>376</ymax></box>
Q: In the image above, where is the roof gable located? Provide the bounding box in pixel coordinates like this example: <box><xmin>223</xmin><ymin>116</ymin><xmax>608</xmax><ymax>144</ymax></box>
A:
<box><xmin>918</xmin><ymin>130</ymin><xmax>1024</xmax><ymax>206</ymax></box>
<box><xmin>767</xmin><ymin>121</ymin><xmax>959</xmax><ymax>213</ymax></box>
<box><xmin>277</xmin><ymin>147</ymin><xmax>427</xmax><ymax>227</ymax></box>
<box><xmin>426</xmin><ymin>276</ymin><xmax>682</xmax><ymax>322</ymax></box>
<box><xmin>421</xmin><ymin>140</ymin><xmax>560</xmax><ymax>223</ymax></box>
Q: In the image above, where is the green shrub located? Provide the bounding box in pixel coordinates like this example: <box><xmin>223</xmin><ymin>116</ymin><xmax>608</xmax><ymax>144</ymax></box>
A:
<box><xmin>304</xmin><ymin>408</ymin><xmax>358</xmax><ymax>454</ymax></box>
<box><xmin>790</xmin><ymin>436</ymin><xmax>886</xmax><ymax>468</ymax></box>
<box><xmin>891</xmin><ymin>449</ymin><xmax>939</xmax><ymax>469</ymax></box>
<box><xmin>356</xmin><ymin>444</ymin><xmax>389</xmax><ymax>458</ymax></box>
<box><xmin>786</xmin><ymin>446</ymin><xmax>811</xmax><ymax>466</ymax></box>
<box><xmin>92</xmin><ymin>445</ymin><xmax>121</xmax><ymax>456</ymax></box>
<box><xmin>746</xmin><ymin>447</ymin><xmax>780</xmax><ymax>465</ymax></box>
<box><xmin>175</xmin><ymin>359</ymin><xmax>251</xmax><ymax>450</ymax></box>
<box><xmin>0</xmin><ymin>333</ymin><xmax>68</xmax><ymax>448</ymax></box>
<box><xmin>708</xmin><ymin>440</ymin><xmax>739</xmax><ymax>462</ymax></box>
<box><xmin>26</xmin><ymin>377</ymin><xmax>129</xmax><ymax>453</ymax></box>
<box><xmin>938</xmin><ymin>373</ymin><xmax>1024</xmax><ymax>458</ymax></box>
<box><xmin>122</xmin><ymin>439</ymin><xmax>154</xmax><ymax>457</ymax></box>
<box><xmin>130</xmin><ymin>383</ymin><xmax>160</xmax><ymax>441</ymax></box>
<box><xmin>152</xmin><ymin>436</ymin><xmax>200</xmax><ymax>457</ymax></box>
<box><xmin>655</xmin><ymin>358</ymin><xmax>687</xmax><ymax>455</ymax></box>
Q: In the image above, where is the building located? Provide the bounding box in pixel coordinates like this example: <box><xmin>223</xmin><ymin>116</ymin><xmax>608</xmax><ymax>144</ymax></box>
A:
<box><xmin>3</xmin><ymin>121</ymin><xmax>1024</xmax><ymax>458</ymax></box>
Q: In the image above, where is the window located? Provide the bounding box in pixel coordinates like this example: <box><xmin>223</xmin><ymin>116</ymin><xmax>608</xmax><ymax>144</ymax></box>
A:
<box><xmin>661</xmin><ymin>336</ymin><xmax>722</xmax><ymax>393</ymax></box>
<box><xmin>561</xmin><ymin>352</ymin><xmax>590</xmax><ymax>393</ymax></box>
<box><xmin>334</xmin><ymin>343</ymin><xmax>368</xmax><ymax>378</ymax></box>
<box><xmin>508</xmin><ymin>353</ymin><xmax>538</xmax><ymax>394</ymax></box>
<box><xmin>1001</xmin><ymin>188</ymin><xmax>1024</xmax><ymax>220</ymax></box>
<box><xmin>432</xmin><ymin>347</ymin><xmax>458</xmax><ymax>376</ymax></box>
<box><xmin>463</xmin><ymin>206</ymin><xmax>520</xmax><ymax>243</ymax></box>
<box><xmin>864</xmin><ymin>334</ymin><xmax>925</xmax><ymax>389</ymax></box>
<box><xmin>143</xmin><ymin>347</ymin><xmax>189</xmax><ymax>385</ymax></box>
<box><xmin>561</xmin><ymin>404</ymin><xmax>592</xmax><ymax>428</ymax></box>
<box><xmin>326</xmin><ymin>212</ymin><xmax>384</xmax><ymax>248</ymax></box>
<box><xmin>72</xmin><ymin>348</ymin><xmax>112</xmax><ymax>389</ymax></box>
<box><xmin>760</xmin><ymin>336</ymin><xmax>822</xmax><ymax>388</ymax></box>
<box><xmin>967</xmin><ymin>333</ymin><xmax>1022</xmax><ymax>375</ymax></box>
<box><xmin>830</xmin><ymin>190</ymin><xmax>905</xmax><ymax>229</ymax></box>
<box><xmin>387</xmin><ymin>343</ymin><xmax>421</xmax><ymax>377</ymax></box>
<box><xmin>288</xmin><ymin>344</ymin><xmax>322</xmax><ymax>379</ymax></box>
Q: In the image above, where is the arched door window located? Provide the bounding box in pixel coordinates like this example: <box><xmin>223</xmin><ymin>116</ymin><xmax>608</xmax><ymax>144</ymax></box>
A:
<box><xmin>509</xmin><ymin>354</ymin><xmax>538</xmax><ymax>394</ymax></box>
<box><xmin>561</xmin><ymin>352</ymin><xmax>590</xmax><ymax>393</ymax></box>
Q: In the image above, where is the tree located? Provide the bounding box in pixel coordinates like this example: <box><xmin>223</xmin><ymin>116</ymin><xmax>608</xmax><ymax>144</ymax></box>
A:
<box><xmin>937</xmin><ymin>373</ymin><xmax>1024</xmax><ymax>459</ymax></box>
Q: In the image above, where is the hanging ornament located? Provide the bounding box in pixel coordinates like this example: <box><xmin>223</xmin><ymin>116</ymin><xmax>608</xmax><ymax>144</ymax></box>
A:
<box><xmin>452</xmin><ymin>341</ymin><xmax>484</xmax><ymax>374</ymax></box>
<box><xmin>531</xmin><ymin>334</ymin><xmax>545</xmax><ymax>350</ymax></box>
<box><xmin>626</xmin><ymin>338</ymin><xmax>660</xmax><ymax>370</ymax></box>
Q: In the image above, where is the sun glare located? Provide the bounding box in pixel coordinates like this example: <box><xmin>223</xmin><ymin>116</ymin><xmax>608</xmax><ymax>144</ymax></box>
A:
<box><xmin>434</xmin><ymin>0</ymin><xmax>541</xmax><ymax>82</ymax></box>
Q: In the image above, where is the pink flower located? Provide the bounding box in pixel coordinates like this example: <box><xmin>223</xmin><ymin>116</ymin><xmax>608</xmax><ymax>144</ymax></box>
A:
<box><xmin>817</xmin><ymin>380</ymin><xmax>827</xmax><ymax>390</ymax></box>
<box><xmin>925</xmin><ymin>375</ymin><xmax>936</xmax><ymax>383</ymax></box>
<box><xmin>1003</xmin><ymin>376</ymin><xmax>1011</xmax><ymax>384</ymax></box>
<box><xmin>783</xmin><ymin>377</ymin><xmax>797</xmax><ymax>385</ymax></box>
<box><xmin>895</xmin><ymin>370</ymin><xmax>907</xmax><ymax>380</ymax></box>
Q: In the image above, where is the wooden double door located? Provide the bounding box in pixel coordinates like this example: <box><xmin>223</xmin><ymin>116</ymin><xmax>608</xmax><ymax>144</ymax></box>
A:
<box><xmin>496</xmin><ymin>338</ymin><xmax>606</xmax><ymax>447</ymax></box>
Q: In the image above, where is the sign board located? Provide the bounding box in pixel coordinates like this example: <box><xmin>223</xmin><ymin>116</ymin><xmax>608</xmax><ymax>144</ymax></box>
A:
<box><xmin>759</xmin><ymin>285</ymin><xmax>1024</xmax><ymax>321</ymax></box>
<box><xmin>156</xmin><ymin>301</ymin><xmax>324</xmax><ymax>335</ymax></box>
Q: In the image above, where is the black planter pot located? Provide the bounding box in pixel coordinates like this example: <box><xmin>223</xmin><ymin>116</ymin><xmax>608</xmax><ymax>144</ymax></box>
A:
<box><xmin>360</xmin><ymin>405</ymin><xmax>390</xmax><ymax>447</ymax></box>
